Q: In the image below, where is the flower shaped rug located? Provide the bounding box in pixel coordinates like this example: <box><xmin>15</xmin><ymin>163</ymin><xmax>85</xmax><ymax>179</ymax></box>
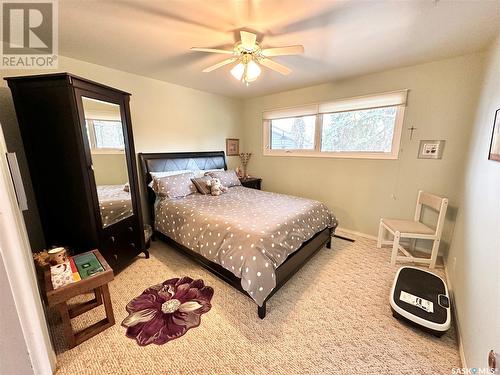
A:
<box><xmin>122</xmin><ymin>277</ymin><xmax>214</xmax><ymax>346</ymax></box>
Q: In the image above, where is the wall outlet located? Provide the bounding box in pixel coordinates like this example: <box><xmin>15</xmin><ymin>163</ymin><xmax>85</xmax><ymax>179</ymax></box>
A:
<box><xmin>418</xmin><ymin>140</ymin><xmax>445</xmax><ymax>159</ymax></box>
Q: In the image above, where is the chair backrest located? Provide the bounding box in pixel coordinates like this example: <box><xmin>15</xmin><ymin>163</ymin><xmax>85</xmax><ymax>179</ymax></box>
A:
<box><xmin>414</xmin><ymin>190</ymin><xmax>449</xmax><ymax>236</ymax></box>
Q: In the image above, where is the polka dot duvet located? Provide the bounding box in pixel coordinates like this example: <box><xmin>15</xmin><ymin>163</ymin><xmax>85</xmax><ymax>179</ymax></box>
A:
<box><xmin>97</xmin><ymin>185</ymin><xmax>133</xmax><ymax>228</ymax></box>
<box><xmin>155</xmin><ymin>186</ymin><xmax>337</xmax><ymax>306</ymax></box>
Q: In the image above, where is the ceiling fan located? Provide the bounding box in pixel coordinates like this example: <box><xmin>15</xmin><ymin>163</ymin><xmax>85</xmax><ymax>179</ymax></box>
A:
<box><xmin>191</xmin><ymin>31</ymin><xmax>304</xmax><ymax>85</ymax></box>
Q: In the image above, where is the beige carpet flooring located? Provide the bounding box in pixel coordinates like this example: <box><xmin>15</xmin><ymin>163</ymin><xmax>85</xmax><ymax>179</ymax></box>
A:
<box><xmin>48</xmin><ymin>233</ymin><xmax>461</xmax><ymax>374</ymax></box>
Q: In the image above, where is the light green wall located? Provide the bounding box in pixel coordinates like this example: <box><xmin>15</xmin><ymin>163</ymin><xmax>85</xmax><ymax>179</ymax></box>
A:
<box><xmin>447</xmin><ymin>37</ymin><xmax>500</xmax><ymax>368</ymax></box>
<box><xmin>92</xmin><ymin>153</ymin><xmax>128</xmax><ymax>186</ymax></box>
<box><xmin>242</xmin><ymin>53</ymin><xmax>486</xmax><ymax>253</ymax></box>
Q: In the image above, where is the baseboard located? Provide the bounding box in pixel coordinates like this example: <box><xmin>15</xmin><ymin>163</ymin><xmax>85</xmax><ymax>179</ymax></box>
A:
<box><xmin>337</xmin><ymin>227</ymin><xmax>434</xmax><ymax>251</ymax></box>
<box><xmin>338</xmin><ymin>226</ymin><xmax>444</xmax><ymax>258</ymax></box>
<box><xmin>336</xmin><ymin>226</ymin><xmax>377</xmax><ymax>240</ymax></box>
<box><xmin>443</xmin><ymin>263</ymin><xmax>467</xmax><ymax>369</ymax></box>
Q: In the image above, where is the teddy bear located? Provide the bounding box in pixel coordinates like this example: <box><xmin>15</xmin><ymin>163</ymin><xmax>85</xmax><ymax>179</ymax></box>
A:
<box><xmin>205</xmin><ymin>177</ymin><xmax>228</xmax><ymax>196</ymax></box>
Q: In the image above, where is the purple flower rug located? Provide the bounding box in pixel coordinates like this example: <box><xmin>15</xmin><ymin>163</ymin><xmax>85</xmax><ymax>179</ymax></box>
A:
<box><xmin>122</xmin><ymin>277</ymin><xmax>214</xmax><ymax>346</ymax></box>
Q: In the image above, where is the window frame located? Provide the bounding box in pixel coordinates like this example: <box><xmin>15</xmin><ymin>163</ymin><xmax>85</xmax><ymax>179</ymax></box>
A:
<box><xmin>262</xmin><ymin>90</ymin><xmax>407</xmax><ymax>160</ymax></box>
<box><xmin>86</xmin><ymin>118</ymin><xmax>126</xmax><ymax>155</ymax></box>
<box><xmin>267</xmin><ymin>114</ymin><xmax>318</xmax><ymax>154</ymax></box>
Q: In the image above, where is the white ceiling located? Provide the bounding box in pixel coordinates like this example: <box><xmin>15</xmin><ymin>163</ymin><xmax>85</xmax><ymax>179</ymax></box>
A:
<box><xmin>59</xmin><ymin>0</ymin><xmax>500</xmax><ymax>98</ymax></box>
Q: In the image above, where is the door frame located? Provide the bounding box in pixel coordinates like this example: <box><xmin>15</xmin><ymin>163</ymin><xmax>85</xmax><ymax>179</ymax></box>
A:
<box><xmin>0</xmin><ymin>124</ymin><xmax>55</xmax><ymax>374</ymax></box>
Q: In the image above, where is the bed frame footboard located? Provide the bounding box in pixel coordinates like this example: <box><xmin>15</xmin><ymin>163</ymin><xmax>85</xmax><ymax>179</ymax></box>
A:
<box><xmin>258</xmin><ymin>303</ymin><xmax>266</xmax><ymax>319</ymax></box>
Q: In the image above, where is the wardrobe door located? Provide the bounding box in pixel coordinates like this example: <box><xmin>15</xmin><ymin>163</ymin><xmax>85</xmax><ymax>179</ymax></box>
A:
<box><xmin>73</xmin><ymin>86</ymin><xmax>144</xmax><ymax>268</ymax></box>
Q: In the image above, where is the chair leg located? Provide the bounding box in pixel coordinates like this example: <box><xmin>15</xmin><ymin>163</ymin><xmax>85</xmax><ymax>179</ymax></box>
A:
<box><xmin>377</xmin><ymin>220</ymin><xmax>384</xmax><ymax>248</ymax></box>
<box><xmin>391</xmin><ymin>231</ymin><xmax>400</xmax><ymax>265</ymax></box>
<box><xmin>430</xmin><ymin>239</ymin><xmax>440</xmax><ymax>269</ymax></box>
<box><xmin>409</xmin><ymin>238</ymin><xmax>416</xmax><ymax>252</ymax></box>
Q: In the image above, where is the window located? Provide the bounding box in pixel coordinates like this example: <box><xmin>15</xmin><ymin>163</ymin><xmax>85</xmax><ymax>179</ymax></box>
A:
<box><xmin>86</xmin><ymin>119</ymin><xmax>125</xmax><ymax>153</ymax></box>
<box><xmin>263</xmin><ymin>90</ymin><xmax>407</xmax><ymax>159</ymax></box>
<box><xmin>321</xmin><ymin>107</ymin><xmax>397</xmax><ymax>153</ymax></box>
<box><xmin>270</xmin><ymin>115</ymin><xmax>316</xmax><ymax>150</ymax></box>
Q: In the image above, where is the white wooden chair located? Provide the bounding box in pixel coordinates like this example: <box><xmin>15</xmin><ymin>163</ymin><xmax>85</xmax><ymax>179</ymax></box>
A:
<box><xmin>377</xmin><ymin>190</ymin><xmax>448</xmax><ymax>268</ymax></box>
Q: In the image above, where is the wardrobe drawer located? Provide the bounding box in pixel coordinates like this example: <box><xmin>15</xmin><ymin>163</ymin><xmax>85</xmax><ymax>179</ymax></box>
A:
<box><xmin>101</xmin><ymin>217</ymin><xmax>139</xmax><ymax>265</ymax></box>
<box><xmin>117</xmin><ymin>224</ymin><xmax>141</xmax><ymax>257</ymax></box>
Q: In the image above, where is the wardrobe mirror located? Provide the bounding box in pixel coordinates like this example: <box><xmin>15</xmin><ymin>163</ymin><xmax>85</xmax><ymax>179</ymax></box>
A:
<box><xmin>81</xmin><ymin>97</ymin><xmax>133</xmax><ymax>228</ymax></box>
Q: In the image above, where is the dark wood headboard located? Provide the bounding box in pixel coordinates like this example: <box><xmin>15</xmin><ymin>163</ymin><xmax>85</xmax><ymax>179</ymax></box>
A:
<box><xmin>138</xmin><ymin>151</ymin><xmax>227</xmax><ymax>224</ymax></box>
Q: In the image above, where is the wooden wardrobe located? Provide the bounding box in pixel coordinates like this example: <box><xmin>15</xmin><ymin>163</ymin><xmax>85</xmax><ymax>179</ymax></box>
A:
<box><xmin>6</xmin><ymin>73</ymin><xmax>148</xmax><ymax>270</ymax></box>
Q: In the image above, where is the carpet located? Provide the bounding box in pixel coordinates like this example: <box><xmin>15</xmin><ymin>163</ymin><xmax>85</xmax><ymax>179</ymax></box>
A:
<box><xmin>47</xmin><ymin>233</ymin><xmax>460</xmax><ymax>374</ymax></box>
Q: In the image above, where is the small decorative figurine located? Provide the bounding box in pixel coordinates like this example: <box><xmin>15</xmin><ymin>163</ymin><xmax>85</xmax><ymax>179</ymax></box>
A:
<box><xmin>205</xmin><ymin>177</ymin><xmax>228</xmax><ymax>196</ymax></box>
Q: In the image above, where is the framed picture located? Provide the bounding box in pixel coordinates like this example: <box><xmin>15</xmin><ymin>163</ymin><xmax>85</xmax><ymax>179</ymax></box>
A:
<box><xmin>489</xmin><ymin>109</ymin><xmax>500</xmax><ymax>162</ymax></box>
<box><xmin>226</xmin><ymin>138</ymin><xmax>239</xmax><ymax>156</ymax></box>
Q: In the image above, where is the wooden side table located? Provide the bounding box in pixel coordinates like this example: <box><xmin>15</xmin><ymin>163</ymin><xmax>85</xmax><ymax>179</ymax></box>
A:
<box><xmin>240</xmin><ymin>177</ymin><xmax>262</xmax><ymax>190</ymax></box>
<box><xmin>43</xmin><ymin>250</ymin><xmax>115</xmax><ymax>348</ymax></box>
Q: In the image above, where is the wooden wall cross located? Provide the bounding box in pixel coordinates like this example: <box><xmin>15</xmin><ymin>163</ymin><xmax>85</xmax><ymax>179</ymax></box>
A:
<box><xmin>408</xmin><ymin>126</ymin><xmax>418</xmax><ymax>140</ymax></box>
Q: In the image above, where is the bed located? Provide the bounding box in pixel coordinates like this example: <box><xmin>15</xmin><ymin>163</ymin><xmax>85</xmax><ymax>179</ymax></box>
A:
<box><xmin>139</xmin><ymin>151</ymin><xmax>337</xmax><ymax>318</ymax></box>
<box><xmin>96</xmin><ymin>185</ymin><xmax>133</xmax><ymax>228</ymax></box>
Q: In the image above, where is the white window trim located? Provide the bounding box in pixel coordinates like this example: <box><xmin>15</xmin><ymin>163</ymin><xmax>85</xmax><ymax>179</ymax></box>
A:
<box><xmin>263</xmin><ymin>90</ymin><xmax>407</xmax><ymax>160</ymax></box>
<box><xmin>90</xmin><ymin>149</ymin><xmax>125</xmax><ymax>155</ymax></box>
<box><xmin>86</xmin><ymin>118</ymin><xmax>125</xmax><ymax>154</ymax></box>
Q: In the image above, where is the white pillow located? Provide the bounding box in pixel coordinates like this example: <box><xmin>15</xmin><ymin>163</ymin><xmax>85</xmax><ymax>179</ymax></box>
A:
<box><xmin>148</xmin><ymin>169</ymin><xmax>224</xmax><ymax>186</ymax></box>
<box><xmin>150</xmin><ymin>170</ymin><xmax>194</xmax><ymax>179</ymax></box>
<box><xmin>194</xmin><ymin>168</ymin><xmax>224</xmax><ymax>178</ymax></box>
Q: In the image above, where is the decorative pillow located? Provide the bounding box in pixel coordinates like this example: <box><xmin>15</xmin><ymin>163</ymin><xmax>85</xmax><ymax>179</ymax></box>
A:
<box><xmin>152</xmin><ymin>172</ymin><xmax>197</xmax><ymax>198</ymax></box>
<box><xmin>205</xmin><ymin>170</ymin><xmax>241</xmax><ymax>188</ymax></box>
<box><xmin>191</xmin><ymin>176</ymin><xmax>212</xmax><ymax>195</ymax></box>
<box><xmin>148</xmin><ymin>170</ymin><xmax>195</xmax><ymax>188</ymax></box>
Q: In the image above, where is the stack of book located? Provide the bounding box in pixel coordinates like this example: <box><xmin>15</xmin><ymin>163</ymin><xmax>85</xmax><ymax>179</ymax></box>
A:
<box><xmin>50</xmin><ymin>252</ymin><xmax>104</xmax><ymax>289</ymax></box>
<box><xmin>69</xmin><ymin>258</ymin><xmax>81</xmax><ymax>282</ymax></box>
<box><xmin>73</xmin><ymin>252</ymin><xmax>104</xmax><ymax>279</ymax></box>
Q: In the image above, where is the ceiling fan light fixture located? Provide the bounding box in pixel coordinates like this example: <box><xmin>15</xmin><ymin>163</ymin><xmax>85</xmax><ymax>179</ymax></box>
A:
<box><xmin>192</xmin><ymin>31</ymin><xmax>302</xmax><ymax>85</ymax></box>
<box><xmin>245</xmin><ymin>60</ymin><xmax>261</xmax><ymax>82</ymax></box>
<box><xmin>231</xmin><ymin>59</ymin><xmax>261</xmax><ymax>85</ymax></box>
<box><xmin>230</xmin><ymin>62</ymin><xmax>245</xmax><ymax>81</ymax></box>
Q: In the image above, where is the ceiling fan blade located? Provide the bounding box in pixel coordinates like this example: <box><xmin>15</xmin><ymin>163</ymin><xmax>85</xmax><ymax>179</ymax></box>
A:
<box><xmin>259</xmin><ymin>58</ymin><xmax>292</xmax><ymax>75</ymax></box>
<box><xmin>202</xmin><ymin>58</ymin><xmax>237</xmax><ymax>72</ymax></box>
<box><xmin>191</xmin><ymin>47</ymin><xmax>234</xmax><ymax>55</ymax></box>
<box><xmin>240</xmin><ymin>31</ymin><xmax>257</xmax><ymax>49</ymax></box>
<box><xmin>118</xmin><ymin>2</ymin><xmax>230</xmax><ymax>33</ymax></box>
<box><xmin>261</xmin><ymin>45</ymin><xmax>304</xmax><ymax>57</ymax></box>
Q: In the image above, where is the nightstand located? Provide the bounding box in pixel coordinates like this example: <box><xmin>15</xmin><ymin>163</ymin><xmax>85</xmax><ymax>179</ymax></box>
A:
<box><xmin>240</xmin><ymin>177</ymin><xmax>262</xmax><ymax>190</ymax></box>
<box><xmin>43</xmin><ymin>250</ymin><xmax>115</xmax><ymax>348</ymax></box>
